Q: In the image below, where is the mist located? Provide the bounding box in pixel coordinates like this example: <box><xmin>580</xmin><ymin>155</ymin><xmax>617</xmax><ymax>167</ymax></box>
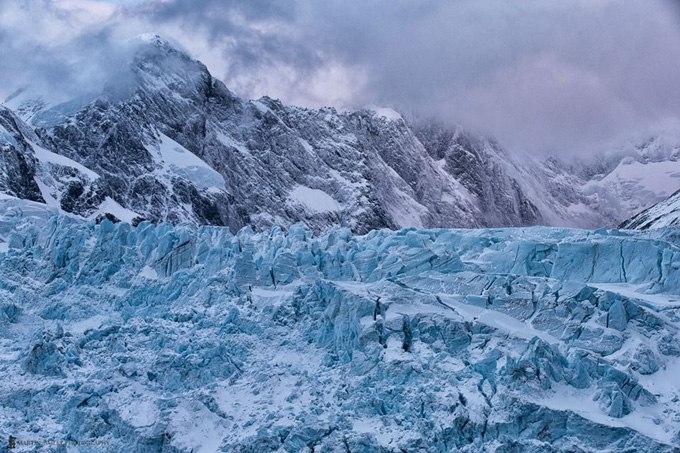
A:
<box><xmin>2</xmin><ymin>0</ymin><xmax>679</xmax><ymax>155</ymax></box>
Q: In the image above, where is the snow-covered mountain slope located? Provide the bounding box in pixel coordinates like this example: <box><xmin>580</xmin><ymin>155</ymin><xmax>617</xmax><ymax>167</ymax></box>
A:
<box><xmin>1</xmin><ymin>201</ymin><xmax>680</xmax><ymax>451</ymax></box>
<box><xmin>621</xmin><ymin>189</ymin><xmax>680</xmax><ymax>230</ymax></box>
<box><xmin>557</xmin><ymin>134</ymin><xmax>680</xmax><ymax>225</ymax></box>
<box><xmin>413</xmin><ymin>123</ymin><xmax>623</xmax><ymax>228</ymax></box>
<box><xmin>577</xmin><ymin>134</ymin><xmax>680</xmax><ymax>231</ymax></box>
<box><xmin>1</xmin><ymin>37</ymin><xmax>524</xmax><ymax>232</ymax></box>
<box><xmin>2</xmin><ymin>35</ymin><xmax>677</xmax><ymax>232</ymax></box>
<box><xmin>0</xmin><ymin>105</ymin><xmax>110</xmax><ymax>218</ymax></box>
<box><xmin>586</xmin><ymin>158</ymin><xmax>680</xmax><ymax>214</ymax></box>
<box><xmin>0</xmin><ymin>35</ymin><xmax>632</xmax><ymax>233</ymax></box>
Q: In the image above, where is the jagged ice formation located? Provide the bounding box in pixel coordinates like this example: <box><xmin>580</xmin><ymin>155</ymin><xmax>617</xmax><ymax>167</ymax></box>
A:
<box><xmin>1</xmin><ymin>200</ymin><xmax>680</xmax><ymax>451</ymax></box>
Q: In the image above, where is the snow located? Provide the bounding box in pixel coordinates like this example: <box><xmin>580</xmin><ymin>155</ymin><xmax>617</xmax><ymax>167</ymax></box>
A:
<box><xmin>134</xmin><ymin>33</ymin><xmax>169</xmax><ymax>47</ymax></box>
<box><xmin>586</xmin><ymin>159</ymin><xmax>680</xmax><ymax>212</ymax></box>
<box><xmin>535</xmin><ymin>384</ymin><xmax>672</xmax><ymax>446</ymax></box>
<box><xmin>327</xmin><ymin>168</ymin><xmax>365</xmax><ymax>191</ymax></box>
<box><xmin>34</xmin><ymin>177</ymin><xmax>60</xmax><ymax>208</ymax></box>
<box><xmin>598</xmin><ymin>159</ymin><xmax>680</xmax><ymax>194</ymax></box>
<box><xmin>384</xmin><ymin>185</ymin><xmax>427</xmax><ymax>228</ymax></box>
<box><xmin>298</xmin><ymin>138</ymin><xmax>314</xmax><ymax>155</ymax></box>
<box><xmin>623</xmin><ymin>190</ymin><xmax>680</xmax><ymax>230</ymax></box>
<box><xmin>251</xmin><ymin>100</ymin><xmax>270</xmax><ymax>115</ymax></box>
<box><xmin>215</xmin><ymin>131</ymin><xmax>251</xmax><ymax>157</ymax></box>
<box><xmin>68</xmin><ymin>315</ymin><xmax>113</xmax><ymax>336</ymax></box>
<box><xmin>17</xmin><ymin>140</ymin><xmax>103</xmax><ymax>219</ymax></box>
<box><xmin>371</xmin><ymin>107</ymin><xmax>403</xmax><ymax>121</ymax></box>
<box><xmin>166</xmin><ymin>401</ymin><xmax>225</xmax><ymax>453</ymax></box>
<box><xmin>0</xmin><ymin>124</ymin><xmax>18</xmax><ymax>147</ymax></box>
<box><xmin>139</xmin><ymin>265</ymin><xmax>159</xmax><ymax>280</ymax></box>
<box><xmin>2</xmin><ymin>89</ymin><xmax>51</xmax><ymax>123</ymax></box>
<box><xmin>149</xmin><ymin>133</ymin><xmax>226</xmax><ymax>190</ymax></box>
<box><xmin>589</xmin><ymin>283</ymin><xmax>680</xmax><ymax>310</ymax></box>
<box><xmin>30</xmin><ymin>141</ymin><xmax>100</xmax><ymax>179</ymax></box>
<box><xmin>288</xmin><ymin>185</ymin><xmax>341</xmax><ymax>213</ymax></box>
<box><xmin>91</xmin><ymin>196</ymin><xmax>140</xmax><ymax>223</ymax></box>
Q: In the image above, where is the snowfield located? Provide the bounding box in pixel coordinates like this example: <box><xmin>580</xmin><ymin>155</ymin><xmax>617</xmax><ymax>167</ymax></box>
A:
<box><xmin>1</xmin><ymin>199</ymin><xmax>680</xmax><ymax>452</ymax></box>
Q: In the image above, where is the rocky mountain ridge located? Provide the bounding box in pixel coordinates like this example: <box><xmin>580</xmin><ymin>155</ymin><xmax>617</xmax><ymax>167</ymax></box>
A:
<box><xmin>621</xmin><ymin>189</ymin><xmax>680</xmax><ymax>230</ymax></box>
<box><xmin>1</xmin><ymin>35</ymin><xmax>678</xmax><ymax>233</ymax></box>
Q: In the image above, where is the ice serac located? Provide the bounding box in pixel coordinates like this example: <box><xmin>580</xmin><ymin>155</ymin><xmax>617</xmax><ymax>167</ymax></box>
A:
<box><xmin>1</xmin><ymin>201</ymin><xmax>680</xmax><ymax>452</ymax></box>
<box><xmin>621</xmin><ymin>189</ymin><xmax>680</xmax><ymax>230</ymax></box>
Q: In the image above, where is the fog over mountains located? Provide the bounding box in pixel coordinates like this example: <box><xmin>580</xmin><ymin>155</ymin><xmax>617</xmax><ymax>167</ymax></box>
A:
<box><xmin>1</xmin><ymin>35</ymin><xmax>678</xmax><ymax>233</ymax></box>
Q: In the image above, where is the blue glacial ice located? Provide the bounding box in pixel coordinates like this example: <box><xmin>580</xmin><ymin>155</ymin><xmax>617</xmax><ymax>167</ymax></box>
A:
<box><xmin>0</xmin><ymin>199</ymin><xmax>680</xmax><ymax>452</ymax></box>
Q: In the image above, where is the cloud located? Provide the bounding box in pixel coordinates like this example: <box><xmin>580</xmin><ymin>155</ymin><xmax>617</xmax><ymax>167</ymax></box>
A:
<box><xmin>0</xmin><ymin>0</ymin><xmax>124</xmax><ymax>102</ymax></box>
<box><xmin>130</xmin><ymin>0</ymin><xmax>680</xmax><ymax>153</ymax></box>
<box><xmin>2</xmin><ymin>0</ymin><xmax>680</xmax><ymax>154</ymax></box>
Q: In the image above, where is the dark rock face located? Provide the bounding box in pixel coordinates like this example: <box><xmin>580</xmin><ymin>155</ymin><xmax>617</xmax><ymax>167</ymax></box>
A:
<box><xmin>0</xmin><ymin>36</ymin><xmax>617</xmax><ymax>232</ymax></box>
<box><xmin>0</xmin><ymin>108</ymin><xmax>44</xmax><ymax>202</ymax></box>
<box><xmin>414</xmin><ymin>122</ymin><xmax>542</xmax><ymax>227</ymax></box>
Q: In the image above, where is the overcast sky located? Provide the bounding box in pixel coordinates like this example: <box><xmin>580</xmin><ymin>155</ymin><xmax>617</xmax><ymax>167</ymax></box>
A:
<box><xmin>1</xmin><ymin>0</ymin><xmax>679</xmax><ymax>155</ymax></box>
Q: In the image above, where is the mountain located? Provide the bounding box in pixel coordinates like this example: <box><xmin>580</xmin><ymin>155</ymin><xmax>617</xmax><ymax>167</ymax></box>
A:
<box><xmin>1</xmin><ymin>199</ymin><xmax>680</xmax><ymax>451</ymax></box>
<box><xmin>621</xmin><ymin>189</ymin><xmax>680</xmax><ymax>230</ymax></box>
<box><xmin>2</xmin><ymin>35</ymin><xmax>679</xmax><ymax>233</ymax></box>
<box><xmin>412</xmin><ymin>122</ymin><xmax>628</xmax><ymax>228</ymax></box>
<box><xmin>0</xmin><ymin>34</ymin><xmax>653</xmax><ymax>233</ymax></box>
<box><xmin>570</xmin><ymin>134</ymin><xmax>680</xmax><ymax>225</ymax></box>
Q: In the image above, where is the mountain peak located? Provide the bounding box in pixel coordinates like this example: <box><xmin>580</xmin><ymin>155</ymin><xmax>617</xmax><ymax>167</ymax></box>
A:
<box><xmin>125</xmin><ymin>33</ymin><xmax>193</xmax><ymax>65</ymax></box>
<box><xmin>134</xmin><ymin>33</ymin><xmax>171</xmax><ymax>48</ymax></box>
<box><xmin>126</xmin><ymin>33</ymin><xmax>190</xmax><ymax>62</ymax></box>
<box><xmin>51</xmin><ymin>32</ymin><xmax>233</xmax><ymax>114</ymax></box>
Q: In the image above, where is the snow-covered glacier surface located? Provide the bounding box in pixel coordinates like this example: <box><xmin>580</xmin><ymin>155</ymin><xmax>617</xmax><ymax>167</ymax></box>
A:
<box><xmin>1</xmin><ymin>199</ymin><xmax>680</xmax><ymax>452</ymax></box>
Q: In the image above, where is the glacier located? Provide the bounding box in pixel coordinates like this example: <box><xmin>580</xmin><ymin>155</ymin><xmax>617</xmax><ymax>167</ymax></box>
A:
<box><xmin>1</xmin><ymin>198</ymin><xmax>680</xmax><ymax>452</ymax></box>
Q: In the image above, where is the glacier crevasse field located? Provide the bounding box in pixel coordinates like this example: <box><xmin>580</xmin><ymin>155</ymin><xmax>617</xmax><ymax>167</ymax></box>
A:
<box><xmin>1</xmin><ymin>199</ymin><xmax>680</xmax><ymax>452</ymax></box>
